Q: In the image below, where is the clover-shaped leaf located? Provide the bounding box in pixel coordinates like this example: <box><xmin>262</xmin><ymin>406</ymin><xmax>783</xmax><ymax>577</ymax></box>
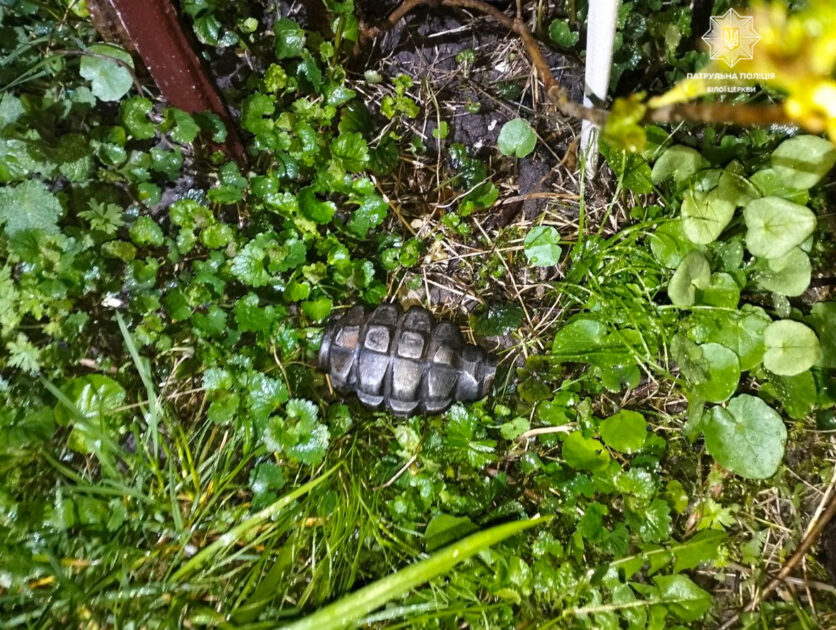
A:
<box><xmin>752</xmin><ymin>247</ymin><xmax>811</xmax><ymax>297</ymax></box>
<box><xmin>704</xmin><ymin>395</ymin><xmax>786</xmax><ymax>479</ymax></box>
<box><xmin>743</xmin><ymin>196</ymin><xmax>816</xmax><ymax>259</ymax></box>
<box><xmin>599</xmin><ymin>410</ymin><xmax>647</xmax><ymax>454</ymax></box>
<box><xmin>693</xmin><ymin>343</ymin><xmax>740</xmax><ymax>403</ymax></box>
<box><xmin>771</xmin><ymin>134</ymin><xmax>836</xmax><ymax>190</ymax></box>
<box><xmin>80</xmin><ymin>44</ymin><xmax>134</xmax><ymax>102</ymax></box>
<box><xmin>651</xmin><ymin>145</ymin><xmax>704</xmax><ymax>185</ymax></box>
<box><xmin>497</xmin><ymin>118</ymin><xmax>536</xmax><ymax>158</ymax></box>
<box><xmin>681</xmin><ymin>189</ymin><xmax>735</xmax><ymax>244</ymax></box>
<box><xmin>524</xmin><ymin>226</ymin><xmax>561</xmax><ymax>267</ymax></box>
<box><xmin>763</xmin><ymin>319</ymin><xmax>821</xmax><ymax>376</ymax></box>
<box><xmin>549</xmin><ymin>19</ymin><xmax>579</xmax><ymax>47</ymax></box>
<box><xmin>717</xmin><ymin>165</ymin><xmax>759</xmax><ymax>207</ymax></box>
<box><xmin>668</xmin><ymin>251</ymin><xmax>710</xmax><ymax>306</ymax></box>
<box><xmin>264</xmin><ymin>398</ymin><xmax>329</xmax><ymax>465</ymax></box>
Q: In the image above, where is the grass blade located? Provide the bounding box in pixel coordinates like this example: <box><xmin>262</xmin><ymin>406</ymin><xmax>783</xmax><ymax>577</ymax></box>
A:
<box><xmin>280</xmin><ymin>515</ymin><xmax>551</xmax><ymax>630</ymax></box>
<box><xmin>170</xmin><ymin>464</ymin><xmax>339</xmax><ymax>582</ymax></box>
<box><xmin>115</xmin><ymin>312</ymin><xmax>161</xmax><ymax>455</ymax></box>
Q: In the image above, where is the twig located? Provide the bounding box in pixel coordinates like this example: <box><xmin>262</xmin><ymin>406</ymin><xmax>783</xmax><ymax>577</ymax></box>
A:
<box><xmin>717</xmin><ymin>486</ymin><xmax>836</xmax><ymax>630</ymax></box>
<box><xmin>645</xmin><ymin>102</ymin><xmax>794</xmax><ymax>128</ymax></box>
<box><xmin>377</xmin><ymin>452</ymin><xmax>420</xmax><ymax>489</ymax></box>
<box><xmin>722</xmin><ymin>561</ymin><xmax>836</xmax><ymax>596</ymax></box>
<box><xmin>516</xmin><ymin>425</ymin><xmax>574</xmax><ymax>441</ymax></box>
<box><xmin>79</xmin><ymin>357</ymin><xmax>118</xmax><ymax>374</ymax></box>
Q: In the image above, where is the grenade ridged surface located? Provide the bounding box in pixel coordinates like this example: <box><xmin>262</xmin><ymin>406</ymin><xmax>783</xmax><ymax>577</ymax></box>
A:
<box><xmin>318</xmin><ymin>304</ymin><xmax>496</xmax><ymax>416</ymax></box>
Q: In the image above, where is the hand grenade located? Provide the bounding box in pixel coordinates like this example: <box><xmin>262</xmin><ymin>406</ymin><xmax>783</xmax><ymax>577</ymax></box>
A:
<box><xmin>318</xmin><ymin>304</ymin><xmax>496</xmax><ymax>416</ymax></box>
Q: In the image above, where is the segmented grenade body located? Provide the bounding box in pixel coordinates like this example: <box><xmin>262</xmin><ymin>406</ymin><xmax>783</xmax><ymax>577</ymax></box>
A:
<box><xmin>318</xmin><ymin>304</ymin><xmax>496</xmax><ymax>416</ymax></box>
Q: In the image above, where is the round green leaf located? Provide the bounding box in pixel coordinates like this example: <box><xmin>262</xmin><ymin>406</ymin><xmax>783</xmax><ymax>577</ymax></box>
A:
<box><xmin>766</xmin><ymin>371</ymin><xmax>817</xmax><ymax>420</ymax></box>
<box><xmin>285</xmin><ymin>280</ymin><xmax>311</xmax><ymax>302</ymax></box>
<box><xmin>706</xmin><ymin>306</ymin><xmax>770</xmax><ymax>371</ymax></box>
<box><xmin>120</xmin><ymin>97</ymin><xmax>155</xmax><ymax>140</ymax></box>
<box><xmin>499</xmin><ymin>416</ymin><xmax>530</xmax><ymax>440</ymax></box>
<box><xmin>299</xmin><ymin>188</ymin><xmax>336</xmax><ymax>224</ymax></box>
<box><xmin>548</xmin><ymin>19</ymin><xmax>579</xmax><ymax>47</ymax></box>
<box><xmin>668</xmin><ymin>251</ymin><xmax>711</xmax><ymax>306</ymax></box>
<box><xmin>809</xmin><ymin>302</ymin><xmax>836</xmax><ymax>368</ymax></box>
<box><xmin>653</xmin><ymin>575</ymin><xmax>713</xmax><ymax>622</ymax></box>
<box><xmin>763</xmin><ymin>320</ymin><xmax>821</xmax><ymax>376</ymax></box>
<box><xmin>54</xmin><ymin>375</ymin><xmax>126</xmax><ymax>426</ymax></box>
<box><xmin>166</xmin><ymin>108</ymin><xmax>199</xmax><ymax>144</ymax></box>
<box><xmin>693</xmin><ymin>343</ymin><xmax>740</xmax><ymax>403</ymax></box>
<box><xmin>707</xmin><ymin>238</ymin><xmax>744</xmax><ymax>273</ymax></box>
<box><xmin>470</xmin><ymin>302</ymin><xmax>523</xmax><ymax>336</ymax></box>
<box><xmin>599</xmin><ymin>410</ymin><xmax>647</xmax><ymax>453</ymax></box>
<box><xmin>651</xmin><ymin>145</ymin><xmax>704</xmax><ymax>185</ymax></box>
<box><xmin>275</xmin><ymin>18</ymin><xmax>305</xmax><ymax>59</ymax></box>
<box><xmin>497</xmin><ymin>118</ymin><xmax>537</xmax><ymax>158</ymax></box>
<box><xmin>552</xmin><ymin>318</ymin><xmax>606</xmax><ymax>357</ymax></box>
<box><xmin>347</xmin><ymin>192</ymin><xmax>388</xmax><ymax>238</ymax></box>
<box><xmin>562</xmin><ymin>431</ymin><xmax>609</xmax><ymax>471</ymax></box>
<box><xmin>649</xmin><ymin>219</ymin><xmax>701</xmax><ymax>269</ymax></box>
<box><xmin>129</xmin><ymin>216</ymin><xmax>164</xmax><ymax>247</ymax></box>
<box><xmin>193</xmin><ymin>14</ymin><xmax>238</xmax><ymax>48</ymax></box>
<box><xmin>752</xmin><ymin>247</ymin><xmax>811</xmax><ymax>297</ymax></box>
<box><xmin>817</xmin><ymin>409</ymin><xmax>836</xmax><ymax>431</ymax></box>
<box><xmin>691</xmin><ymin>168</ymin><xmax>722</xmax><ymax>193</ymax></box>
<box><xmin>332</xmin><ymin>132</ymin><xmax>369</xmax><ymax>172</ymax></box>
<box><xmin>681</xmin><ymin>189</ymin><xmax>735</xmax><ymax>244</ymax></box>
<box><xmin>80</xmin><ymin>44</ymin><xmax>134</xmax><ymax>102</ymax></box>
<box><xmin>424</xmin><ymin>513</ymin><xmax>478</xmax><ymax>551</ymax></box>
<box><xmin>200</xmin><ymin>223</ymin><xmax>234</xmax><ymax>249</ymax></box>
<box><xmin>302</xmin><ymin>297</ymin><xmax>333</xmax><ymax>323</ymax></box>
<box><xmin>750</xmin><ymin>168</ymin><xmax>809</xmax><ymax>203</ymax></box>
<box><xmin>704</xmin><ymin>395</ymin><xmax>786</xmax><ymax>479</ymax></box>
<box><xmin>696</xmin><ymin>272</ymin><xmax>740</xmax><ymax>308</ymax></box>
<box><xmin>743</xmin><ymin>196</ymin><xmax>816</xmax><ymax>259</ymax></box>
<box><xmin>771</xmin><ymin>134</ymin><xmax>836</xmax><ymax>190</ymax></box>
<box><xmin>717</xmin><ymin>166</ymin><xmax>759</xmax><ymax>207</ymax></box>
<box><xmin>523</xmin><ymin>226</ymin><xmax>561</xmax><ymax>267</ymax></box>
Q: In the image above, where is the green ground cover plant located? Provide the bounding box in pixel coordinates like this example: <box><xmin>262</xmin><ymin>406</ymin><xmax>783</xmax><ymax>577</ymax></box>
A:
<box><xmin>1</xmin><ymin>0</ymin><xmax>835</xmax><ymax>628</ymax></box>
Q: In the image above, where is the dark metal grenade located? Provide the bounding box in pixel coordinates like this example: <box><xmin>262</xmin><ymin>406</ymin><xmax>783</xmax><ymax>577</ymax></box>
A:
<box><xmin>318</xmin><ymin>304</ymin><xmax>496</xmax><ymax>416</ymax></box>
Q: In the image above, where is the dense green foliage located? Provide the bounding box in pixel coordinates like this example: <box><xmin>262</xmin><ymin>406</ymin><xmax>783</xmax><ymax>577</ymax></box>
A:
<box><xmin>1</xmin><ymin>0</ymin><xmax>835</xmax><ymax>628</ymax></box>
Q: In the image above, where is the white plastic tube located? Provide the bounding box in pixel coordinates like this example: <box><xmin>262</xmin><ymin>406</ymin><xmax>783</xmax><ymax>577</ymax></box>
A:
<box><xmin>580</xmin><ymin>0</ymin><xmax>620</xmax><ymax>176</ymax></box>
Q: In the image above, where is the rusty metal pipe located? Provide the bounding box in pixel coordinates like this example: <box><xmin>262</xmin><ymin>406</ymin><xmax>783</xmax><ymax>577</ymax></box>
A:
<box><xmin>88</xmin><ymin>0</ymin><xmax>246</xmax><ymax>163</ymax></box>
